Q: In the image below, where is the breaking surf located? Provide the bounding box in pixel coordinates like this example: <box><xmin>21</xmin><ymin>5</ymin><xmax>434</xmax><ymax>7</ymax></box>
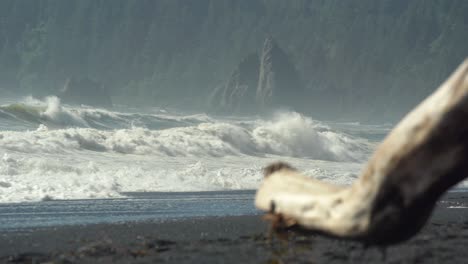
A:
<box><xmin>0</xmin><ymin>96</ymin><xmax>383</xmax><ymax>203</ymax></box>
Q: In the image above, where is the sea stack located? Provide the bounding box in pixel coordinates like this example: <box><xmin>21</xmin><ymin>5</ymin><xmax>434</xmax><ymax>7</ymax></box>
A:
<box><xmin>210</xmin><ymin>37</ymin><xmax>304</xmax><ymax>114</ymax></box>
<box><xmin>210</xmin><ymin>53</ymin><xmax>260</xmax><ymax>114</ymax></box>
<box><xmin>256</xmin><ymin>36</ymin><xmax>304</xmax><ymax>110</ymax></box>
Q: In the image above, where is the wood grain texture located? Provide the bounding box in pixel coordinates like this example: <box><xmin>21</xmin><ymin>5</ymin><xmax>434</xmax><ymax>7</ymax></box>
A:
<box><xmin>255</xmin><ymin>58</ymin><xmax>468</xmax><ymax>245</ymax></box>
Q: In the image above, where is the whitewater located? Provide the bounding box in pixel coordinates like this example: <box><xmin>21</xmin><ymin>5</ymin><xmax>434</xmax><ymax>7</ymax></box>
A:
<box><xmin>0</xmin><ymin>96</ymin><xmax>390</xmax><ymax>203</ymax></box>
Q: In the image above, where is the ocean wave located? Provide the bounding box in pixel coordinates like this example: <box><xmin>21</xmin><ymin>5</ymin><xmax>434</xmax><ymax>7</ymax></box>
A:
<box><xmin>0</xmin><ymin>112</ymin><xmax>372</xmax><ymax>161</ymax></box>
<box><xmin>0</xmin><ymin>153</ymin><xmax>123</xmax><ymax>202</ymax></box>
<box><xmin>0</xmin><ymin>152</ymin><xmax>361</xmax><ymax>203</ymax></box>
<box><xmin>0</xmin><ymin>99</ymin><xmax>375</xmax><ymax>203</ymax></box>
<box><xmin>0</xmin><ymin>96</ymin><xmax>211</xmax><ymax>131</ymax></box>
<box><xmin>251</xmin><ymin>112</ymin><xmax>372</xmax><ymax>161</ymax></box>
<box><xmin>0</xmin><ymin>154</ymin><xmax>263</xmax><ymax>203</ymax></box>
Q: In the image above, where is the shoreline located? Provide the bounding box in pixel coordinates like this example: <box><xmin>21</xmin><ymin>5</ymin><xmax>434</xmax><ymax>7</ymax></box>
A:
<box><xmin>1</xmin><ymin>192</ymin><xmax>468</xmax><ymax>263</ymax></box>
<box><xmin>0</xmin><ymin>190</ymin><xmax>259</xmax><ymax>231</ymax></box>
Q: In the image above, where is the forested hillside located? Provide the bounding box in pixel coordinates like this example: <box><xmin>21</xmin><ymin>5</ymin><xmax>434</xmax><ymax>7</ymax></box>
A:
<box><xmin>0</xmin><ymin>0</ymin><xmax>467</xmax><ymax>121</ymax></box>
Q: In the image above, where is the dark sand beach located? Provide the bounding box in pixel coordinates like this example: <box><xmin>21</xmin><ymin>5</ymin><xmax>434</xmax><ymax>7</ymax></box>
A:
<box><xmin>1</xmin><ymin>192</ymin><xmax>468</xmax><ymax>263</ymax></box>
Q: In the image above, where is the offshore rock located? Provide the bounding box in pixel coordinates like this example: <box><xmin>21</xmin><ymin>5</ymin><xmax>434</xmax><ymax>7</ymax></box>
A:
<box><xmin>256</xmin><ymin>37</ymin><xmax>305</xmax><ymax>110</ymax></box>
<box><xmin>210</xmin><ymin>37</ymin><xmax>305</xmax><ymax>114</ymax></box>
<box><xmin>210</xmin><ymin>53</ymin><xmax>259</xmax><ymax>114</ymax></box>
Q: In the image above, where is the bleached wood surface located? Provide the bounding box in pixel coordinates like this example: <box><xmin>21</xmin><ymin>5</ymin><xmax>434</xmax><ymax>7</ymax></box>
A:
<box><xmin>255</xmin><ymin>58</ymin><xmax>468</xmax><ymax>244</ymax></box>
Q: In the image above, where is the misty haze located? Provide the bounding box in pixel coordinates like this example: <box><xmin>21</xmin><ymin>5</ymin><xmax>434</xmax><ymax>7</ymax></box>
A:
<box><xmin>0</xmin><ymin>1</ymin><xmax>468</xmax><ymax>263</ymax></box>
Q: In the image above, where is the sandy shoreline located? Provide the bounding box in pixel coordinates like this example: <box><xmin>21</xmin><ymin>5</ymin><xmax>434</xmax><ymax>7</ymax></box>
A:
<box><xmin>2</xmin><ymin>192</ymin><xmax>468</xmax><ymax>263</ymax></box>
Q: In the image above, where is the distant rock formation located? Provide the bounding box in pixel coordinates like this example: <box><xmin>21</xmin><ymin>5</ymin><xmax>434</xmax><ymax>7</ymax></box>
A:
<box><xmin>256</xmin><ymin>37</ymin><xmax>304</xmax><ymax>109</ymax></box>
<box><xmin>210</xmin><ymin>53</ymin><xmax>259</xmax><ymax>113</ymax></box>
<box><xmin>210</xmin><ymin>37</ymin><xmax>304</xmax><ymax>114</ymax></box>
<box><xmin>60</xmin><ymin>77</ymin><xmax>112</xmax><ymax>107</ymax></box>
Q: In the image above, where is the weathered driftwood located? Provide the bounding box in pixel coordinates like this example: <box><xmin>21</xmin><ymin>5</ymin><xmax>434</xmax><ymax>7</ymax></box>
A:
<box><xmin>255</xmin><ymin>58</ymin><xmax>468</xmax><ymax>245</ymax></box>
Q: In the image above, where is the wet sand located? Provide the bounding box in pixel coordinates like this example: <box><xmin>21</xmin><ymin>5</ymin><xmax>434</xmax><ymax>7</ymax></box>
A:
<box><xmin>2</xmin><ymin>192</ymin><xmax>468</xmax><ymax>263</ymax></box>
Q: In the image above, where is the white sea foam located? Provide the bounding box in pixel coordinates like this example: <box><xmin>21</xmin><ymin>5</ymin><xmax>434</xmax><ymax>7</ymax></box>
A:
<box><xmin>0</xmin><ymin>96</ymin><xmax>211</xmax><ymax>131</ymax></box>
<box><xmin>251</xmin><ymin>112</ymin><xmax>371</xmax><ymax>161</ymax></box>
<box><xmin>0</xmin><ymin>151</ymin><xmax>363</xmax><ymax>203</ymax></box>
<box><xmin>0</xmin><ymin>98</ymin><xmax>378</xmax><ymax>203</ymax></box>
<box><xmin>0</xmin><ymin>112</ymin><xmax>372</xmax><ymax>160</ymax></box>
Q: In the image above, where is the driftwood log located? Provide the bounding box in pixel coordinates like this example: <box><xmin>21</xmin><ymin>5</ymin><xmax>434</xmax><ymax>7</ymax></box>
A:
<box><xmin>255</xmin><ymin>58</ymin><xmax>468</xmax><ymax>245</ymax></box>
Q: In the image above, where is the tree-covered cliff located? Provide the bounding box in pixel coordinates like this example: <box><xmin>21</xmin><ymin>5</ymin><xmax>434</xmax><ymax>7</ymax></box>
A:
<box><xmin>0</xmin><ymin>0</ymin><xmax>467</xmax><ymax>121</ymax></box>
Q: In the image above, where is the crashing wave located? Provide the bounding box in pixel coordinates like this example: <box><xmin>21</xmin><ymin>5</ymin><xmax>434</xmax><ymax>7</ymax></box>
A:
<box><xmin>0</xmin><ymin>112</ymin><xmax>372</xmax><ymax>162</ymax></box>
<box><xmin>0</xmin><ymin>99</ymin><xmax>375</xmax><ymax>203</ymax></box>
<box><xmin>0</xmin><ymin>96</ymin><xmax>211</xmax><ymax>131</ymax></box>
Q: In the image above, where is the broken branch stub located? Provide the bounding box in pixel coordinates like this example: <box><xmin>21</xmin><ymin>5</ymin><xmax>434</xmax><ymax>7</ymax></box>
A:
<box><xmin>255</xmin><ymin>58</ymin><xmax>468</xmax><ymax>245</ymax></box>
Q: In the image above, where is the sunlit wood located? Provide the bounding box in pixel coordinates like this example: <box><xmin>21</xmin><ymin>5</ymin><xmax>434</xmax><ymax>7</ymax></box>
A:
<box><xmin>255</xmin><ymin>58</ymin><xmax>468</xmax><ymax>245</ymax></box>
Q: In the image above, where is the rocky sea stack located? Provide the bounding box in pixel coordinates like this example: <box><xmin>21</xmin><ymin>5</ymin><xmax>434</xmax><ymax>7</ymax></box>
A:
<box><xmin>210</xmin><ymin>53</ymin><xmax>260</xmax><ymax>114</ymax></box>
<box><xmin>256</xmin><ymin>37</ymin><xmax>304</xmax><ymax>109</ymax></box>
<box><xmin>210</xmin><ymin>37</ymin><xmax>304</xmax><ymax>114</ymax></box>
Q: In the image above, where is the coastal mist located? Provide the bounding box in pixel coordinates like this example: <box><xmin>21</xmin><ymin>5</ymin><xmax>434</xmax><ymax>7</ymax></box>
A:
<box><xmin>1</xmin><ymin>2</ymin><xmax>468</xmax><ymax>263</ymax></box>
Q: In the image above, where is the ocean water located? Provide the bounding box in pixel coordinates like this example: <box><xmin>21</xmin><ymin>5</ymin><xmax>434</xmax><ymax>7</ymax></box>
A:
<box><xmin>0</xmin><ymin>96</ymin><xmax>392</xmax><ymax>229</ymax></box>
<box><xmin>0</xmin><ymin>96</ymin><xmax>384</xmax><ymax>204</ymax></box>
<box><xmin>0</xmin><ymin>191</ymin><xmax>258</xmax><ymax>231</ymax></box>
